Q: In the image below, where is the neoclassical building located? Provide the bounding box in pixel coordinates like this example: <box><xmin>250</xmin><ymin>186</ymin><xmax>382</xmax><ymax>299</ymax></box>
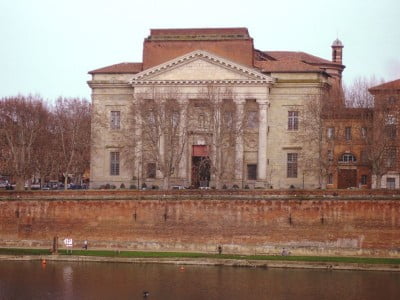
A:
<box><xmin>88</xmin><ymin>28</ymin><xmax>345</xmax><ymax>189</ymax></box>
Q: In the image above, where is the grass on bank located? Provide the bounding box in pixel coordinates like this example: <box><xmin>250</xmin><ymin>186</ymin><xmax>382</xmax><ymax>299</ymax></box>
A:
<box><xmin>1</xmin><ymin>248</ymin><xmax>400</xmax><ymax>265</ymax></box>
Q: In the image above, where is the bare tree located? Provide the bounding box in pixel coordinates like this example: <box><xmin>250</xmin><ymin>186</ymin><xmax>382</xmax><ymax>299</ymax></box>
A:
<box><xmin>31</xmin><ymin>108</ymin><xmax>60</xmax><ymax>186</ymax></box>
<box><xmin>53</xmin><ymin>97</ymin><xmax>91</xmax><ymax>189</ymax></box>
<box><xmin>362</xmin><ymin>99</ymin><xmax>399</xmax><ymax>188</ymax></box>
<box><xmin>344</xmin><ymin>76</ymin><xmax>384</xmax><ymax>108</ymax></box>
<box><xmin>292</xmin><ymin>88</ymin><xmax>341</xmax><ymax>188</ymax></box>
<box><xmin>135</xmin><ymin>87</ymin><xmax>188</xmax><ymax>190</ymax></box>
<box><xmin>346</xmin><ymin>76</ymin><xmax>399</xmax><ymax>188</ymax></box>
<box><xmin>0</xmin><ymin>95</ymin><xmax>49</xmax><ymax>190</ymax></box>
<box><xmin>191</xmin><ymin>85</ymin><xmax>242</xmax><ymax>189</ymax></box>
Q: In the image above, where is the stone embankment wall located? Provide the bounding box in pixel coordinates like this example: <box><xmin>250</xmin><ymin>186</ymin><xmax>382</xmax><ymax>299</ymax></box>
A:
<box><xmin>0</xmin><ymin>190</ymin><xmax>399</xmax><ymax>257</ymax></box>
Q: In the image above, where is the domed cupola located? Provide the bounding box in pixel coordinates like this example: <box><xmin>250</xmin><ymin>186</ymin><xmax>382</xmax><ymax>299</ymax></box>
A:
<box><xmin>331</xmin><ymin>38</ymin><xmax>343</xmax><ymax>64</ymax></box>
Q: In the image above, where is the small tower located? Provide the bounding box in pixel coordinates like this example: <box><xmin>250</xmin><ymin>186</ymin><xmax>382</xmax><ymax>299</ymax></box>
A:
<box><xmin>331</xmin><ymin>38</ymin><xmax>343</xmax><ymax>64</ymax></box>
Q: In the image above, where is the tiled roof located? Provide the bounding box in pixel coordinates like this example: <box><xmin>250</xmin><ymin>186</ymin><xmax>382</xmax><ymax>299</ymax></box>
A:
<box><xmin>254</xmin><ymin>51</ymin><xmax>342</xmax><ymax>73</ymax></box>
<box><xmin>254</xmin><ymin>59</ymin><xmax>323</xmax><ymax>72</ymax></box>
<box><xmin>265</xmin><ymin>51</ymin><xmax>337</xmax><ymax>65</ymax></box>
<box><xmin>89</xmin><ymin>63</ymin><xmax>143</xmax><ymax>74</ymax></box>
<box><xmin>369</xmin><ymin>79</ymin><xmax>400</xmax><ymax>91</ymax></box>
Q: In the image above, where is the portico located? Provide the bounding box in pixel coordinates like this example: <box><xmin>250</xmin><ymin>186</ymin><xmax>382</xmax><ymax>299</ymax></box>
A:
<box><xmin>130</xmin><ymin>50</ymin><xmax>274</xmax><ymax>188</ymax></box>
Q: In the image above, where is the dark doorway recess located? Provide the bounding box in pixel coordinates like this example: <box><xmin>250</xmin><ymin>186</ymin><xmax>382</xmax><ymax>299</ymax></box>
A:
<box><xmin>192</xmin><ymin>145</ymin><xmax>210</xmax><ymax>188</ymax></box>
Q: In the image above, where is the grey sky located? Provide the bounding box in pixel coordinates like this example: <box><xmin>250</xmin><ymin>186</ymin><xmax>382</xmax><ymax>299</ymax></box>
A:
<box><xmin>1</xmin><ymin>0</ymin><xmax>399</xmax><ymax>101</ymax></box>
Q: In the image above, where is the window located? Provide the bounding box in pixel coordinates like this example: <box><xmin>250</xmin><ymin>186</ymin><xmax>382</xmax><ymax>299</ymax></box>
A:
<box><xmin>327</xmin><ymin>173</ymin><xmax>333</xmax><ymax>184</ymax></box>
<box><xmin>339</xmin><ymin>153</ymin><xmax>357</xmax><ymax>163</ymax></box>
<box><xmin>288</xmin><ymin>111</ymin><xmax>299</xmax><ymax>131</ymax></box>
<box><xmin>172</xmin><ymin>111</ymin><xmax>180</xmax><ymax>127</ymax></box>
<box><xmin>147</xmin><ymin>111</ymin><xmax>156</xmax><ymax>125</ymax></box>
<box><xmin>198</xmin><ymin>113</ymin><xmax>206</xmax><ymax>128</ymax></box>
<box><xmin>388</xmin><ymin>96</ymin><xmax>397</xmax><ymax>105</ymax></box>
<box><xmin>386</xmin><ymin>114</ymin><xmax>396</xmax><ymax>125</ymax></box>
<box><xmin>110</xmin><ymin>152</ymin><xmax>120</xmax><ymax>176</ymax></box>
<box><xmin>345</xmin><ymin>127</ymin><xmax>352</xmax><ymax>141</ymax></box>
<box><xmin>387</xmin><ymin>148</ymin><xmax>397</xmax><ymax>168</ymax></box>
<box><xmin>361</xmin><ymin>175</ymin><xmax>368</xmax><ymax>185</ymax></box>
<box><xmin>386</xmin><ymin>178</ymin><xmax>396</xmax><ymax>189</ymax></box>
<box><xmin>287</xmin><ymin>153</ymin><xmax>298</xmax><ymax>178</ymax></box>
<box><xmin>247</xmin><ymin>164</ymin><xmax>257</xmax><ymax>180</ymax></box>
<box><xmin>147</xmin><ymin>163</ymin><xmax>156</xmax><ymax>178</ymax></box>
<box><xmin>361</xmin><ymin>151</ymin><xmax>368</xmax><ymax>163</ymax></box>
<box><xmin>246</xmin><ymin>111</ymin><xmax>258</xmax><ymax>129</ymax></box>
<box><xmin>223</xmin><ymin>111</ymin><xmax>234</xmax><ymax>129</ymax></box>
<box><xmin>110</xmin><ymin>111</ymin><xmax>121</xmax><ymax>129</ymax></box>
<box><xmin>327</xmin><ymin>150</ymin><xmax>334</xmax><ymax>161</ymax></box>
<box><xmin>327</xmin><ymin>127</ymin><xmax>335</xmax><ymax>139</ymax></box>
<box><xmin>385</xmin><ymin>125</ymin><xmax>397</xmax><ymax>139</ymax></box>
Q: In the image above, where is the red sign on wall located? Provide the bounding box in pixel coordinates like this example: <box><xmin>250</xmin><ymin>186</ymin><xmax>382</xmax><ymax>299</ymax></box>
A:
<box><xmin>192</xmin><ymin>145</ymin><xmax>209</xmax><ymax>157</ymax></box>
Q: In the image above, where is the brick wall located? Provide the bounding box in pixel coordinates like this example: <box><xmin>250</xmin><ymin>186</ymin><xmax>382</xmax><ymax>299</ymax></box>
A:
<box><xmin>142</xmin><ymin>39</ymin><xmax>254</xmax><ymax>69</ymax></box>
<box><xmin>0</xmin><ymin>190</ymin><xmax>399</xmax><ymax>257</ymax></box>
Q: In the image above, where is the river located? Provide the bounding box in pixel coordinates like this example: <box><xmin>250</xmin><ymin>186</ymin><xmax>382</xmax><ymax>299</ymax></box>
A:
<box><xmin>0</xmin><ymin>261</ymin><xmax>399</xmax><ymax>299</ymax></box>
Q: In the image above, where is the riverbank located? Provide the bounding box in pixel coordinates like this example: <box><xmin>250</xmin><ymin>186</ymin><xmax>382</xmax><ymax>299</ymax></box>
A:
<box><xmin>1</xmin><ymin>248</ymin><xmax>399</xmax><ymax>272</ymax></box>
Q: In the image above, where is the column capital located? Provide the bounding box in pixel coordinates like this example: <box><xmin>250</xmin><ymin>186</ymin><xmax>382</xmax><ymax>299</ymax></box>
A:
<box><xmin>256</xmin><ymin>98</ymin><xmax>270</xmax><ymax>106</ymax></box>
<box><xmin>234</xmin><ymin>98</ymin><xmax>246</xmax><ymax>105</ymax></box>
<box><xmin>178</xmin><ymin>98</ymin><xmax>189</xmax><ymax>105</ymax></box>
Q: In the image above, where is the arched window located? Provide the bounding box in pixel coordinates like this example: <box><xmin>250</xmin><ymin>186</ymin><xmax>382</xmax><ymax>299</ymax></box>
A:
<box><xmin>339</xmin><ymin>153</ymin><xmax>357</xmax><ymax>163</ymax></box>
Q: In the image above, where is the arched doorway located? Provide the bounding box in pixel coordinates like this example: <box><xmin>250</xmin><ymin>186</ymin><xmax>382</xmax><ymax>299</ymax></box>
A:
<box><xmin>191</xmin><ymin>145</ymin><xmax>210</xmax><ymax>188</ymax></box>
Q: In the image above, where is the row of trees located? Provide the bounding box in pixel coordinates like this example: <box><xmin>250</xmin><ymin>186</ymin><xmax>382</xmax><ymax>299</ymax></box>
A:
<box><xmin>103</xmin><ymin>85</ymin><xmax>246</xmax><ymax>190</ymax></box>
<box><xmin>0</xmin><ymin>95</ymin><xmax>91</xmax><ymax>190</ymax></box>
<box><xmin>2</xmin><ymin>77</ymin><xmax>394</xmax><ymax>191</ymax></box>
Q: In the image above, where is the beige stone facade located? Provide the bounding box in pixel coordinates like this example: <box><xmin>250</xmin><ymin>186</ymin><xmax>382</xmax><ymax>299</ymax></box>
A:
<box><xmin>88</xmin><ymin>28</ymin><xmax>344</xmax><ymax>189</ymax></box>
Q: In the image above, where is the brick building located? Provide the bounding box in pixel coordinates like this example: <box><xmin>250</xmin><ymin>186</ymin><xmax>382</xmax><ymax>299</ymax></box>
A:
<box><xmin>368</xmin><ymin>79</ymin><xmax>400</xmax><ymax>188</ymax></box>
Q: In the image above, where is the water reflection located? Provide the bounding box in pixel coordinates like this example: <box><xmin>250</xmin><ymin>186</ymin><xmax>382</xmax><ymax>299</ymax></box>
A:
<box><xmin>0</xmin><ymin>261</ymin><xmax>399</xmax><ymax>299</ymax></box>
<box><xmin>62</xmin><ymin>265</ymin><xmax>73</xmax><ymax>299</ymax></box>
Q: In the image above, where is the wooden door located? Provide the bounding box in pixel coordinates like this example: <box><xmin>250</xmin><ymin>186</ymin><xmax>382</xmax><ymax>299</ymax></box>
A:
<box><xmin>338</xmin><ymin>169</ymin><xmax>357</xmax><ymax>189</ymax></box>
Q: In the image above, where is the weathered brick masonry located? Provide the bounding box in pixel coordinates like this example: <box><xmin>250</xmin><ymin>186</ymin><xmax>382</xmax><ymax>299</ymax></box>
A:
<box><xmin>0</xmin><ymin>190</ymin><xmax>399</xmax><ymax>257</ymax></box>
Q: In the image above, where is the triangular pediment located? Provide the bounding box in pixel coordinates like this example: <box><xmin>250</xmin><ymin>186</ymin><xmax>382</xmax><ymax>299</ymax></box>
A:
<box><xmin>131</xmin><ymin>50</ymin><xmax>274</xmax><ymax>85</ymax></box>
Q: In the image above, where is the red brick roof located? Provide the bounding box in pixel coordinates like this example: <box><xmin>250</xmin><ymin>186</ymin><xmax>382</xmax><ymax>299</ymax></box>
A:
<box><xmin>89</xmin><ymin>63</ymin><xmax>142</xmax><ymax>74</ymax></box>
<box><xmin>254</xmin><ymin>59</ymin><xmax>323</xmax><ymax>72</ymax></box>
<box><xmin>369</xmin><ymin>79</ymin><xmax>400</xmax><ymax>91</ymax></box>
<box><xmin>265</xmin><ymin>51</ymin><xmax>335</xmax><ymax>65</ymax></box>
<box><xmin>254</xmin><ymin>51</ymin><xmax>342</xmax><ymax>73</ymax></box>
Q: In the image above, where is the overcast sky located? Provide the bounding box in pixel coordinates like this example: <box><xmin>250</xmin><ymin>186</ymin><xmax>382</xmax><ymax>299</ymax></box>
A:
<box><xmin>1</xmin><ymin>0</ymin><xmax>399</xmax><ymax>101</ymax></box>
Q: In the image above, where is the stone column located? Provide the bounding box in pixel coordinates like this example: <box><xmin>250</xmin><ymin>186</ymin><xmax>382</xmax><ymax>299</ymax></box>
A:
<box><xmin>178</xmin><ymin>98</ymin><xmax>189</xmax><ymax>183</ymax></box>
<box><xmin>156</xmin><ymin>100</ymin><xmax>165</xmax><ymax>179</ymax></box>
<box><xmin>234</xmin><ymin>98</ymin><xmax>246</xmax><ymax>182</ymax></box>
<box><xmin>257</xmin><ymin>98</ymin><xmax>269</xmax><ymax>180</ymax></box>
<box><xmin>134</xmin><ymin>96</ymin><xmax>143</xmax><ymax>187</ymax></box>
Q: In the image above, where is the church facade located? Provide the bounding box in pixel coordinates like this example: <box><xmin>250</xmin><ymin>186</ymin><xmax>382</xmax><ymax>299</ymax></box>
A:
<box><xmin>88</xmin><ymin>28</ymin><xmax>345</xmax><ymax>189</ymax></box>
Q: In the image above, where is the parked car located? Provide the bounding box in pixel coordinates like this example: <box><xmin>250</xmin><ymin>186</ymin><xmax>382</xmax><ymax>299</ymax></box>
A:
<box><xmin>68</xmin><ymin>184</ymin><xmax>83</xmax><ymax>190</ymax></box>
<box><xmin>41</xmin><ymin>184</ymin><xmax>51</xmax><ymax>190</ymax></box>
<box><xmin>0</xmin><ymin>181</ymin><xmax>8</xmax><ymax>189</ymax></box>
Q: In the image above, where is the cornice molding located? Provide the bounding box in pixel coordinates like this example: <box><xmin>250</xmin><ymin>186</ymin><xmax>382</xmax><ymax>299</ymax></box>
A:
<box><xmin>87</xmin><ymin>81</ymin><xmax>132</xmax><ymax>89</ymax></box>
<box><xmin>132</xmin><ymin>79</ymin><xmax>270</xmax><ymax>85</ymax></box>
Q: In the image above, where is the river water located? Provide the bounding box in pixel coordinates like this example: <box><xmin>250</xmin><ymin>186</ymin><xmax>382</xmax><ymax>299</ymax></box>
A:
<box><xmin>0</xmin><ymin>261</ymin><xmax>399</xmax><ymax>300</ymax></box>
